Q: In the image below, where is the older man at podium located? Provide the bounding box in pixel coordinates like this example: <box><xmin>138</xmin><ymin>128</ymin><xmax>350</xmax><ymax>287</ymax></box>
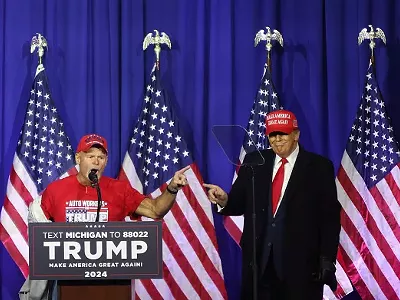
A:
<box><xmin>20</xmin><ymin>133</ymin><xmax>189</xmax><ymax>300</ymax></box>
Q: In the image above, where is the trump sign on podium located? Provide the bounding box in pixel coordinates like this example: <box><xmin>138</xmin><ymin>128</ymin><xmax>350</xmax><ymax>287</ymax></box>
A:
<box><xmin>28</xmin><ymin>221</ymin><xmax>163</xmax><ymax>280</ymax></box>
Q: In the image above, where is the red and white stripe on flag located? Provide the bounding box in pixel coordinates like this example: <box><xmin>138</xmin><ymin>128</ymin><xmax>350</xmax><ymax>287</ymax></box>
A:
<box><xmin>120</xmin><ymin>158</ymin><xmax>228</xmax><ymax>300</ymax></box>
<box><xmin>0</xmin><ymin>155</ymin><xmax>77</xmax><ymax>278</ymax></box>
<box><xmin>0</xmin><ymin>155</ymin><xmax>37</xmax><ymax>278</ymax></box>
<box><xmin>337</xmin><ymin>152</ymin><xmax>400</xmax><ymax>300</ymax></box>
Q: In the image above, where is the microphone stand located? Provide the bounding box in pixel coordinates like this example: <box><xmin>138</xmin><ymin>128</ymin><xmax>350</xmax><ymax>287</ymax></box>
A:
<box><xmin>239</xmin><ymin>163</ymin><xmax>259</xmax><ymax>300</ymax></box>
<box><xmin>209</xmin><ymin>124</ymin><xmax>264</xmax><ymax>300</ymax></box>
<box><xmin>249</xmin><ymin>165</ymin><xmax>258</xmax><ymax>300</ymax></box>
<box><xmin>94</xmin><ymin>183</ymin><xmax>102</xmax><ymax>222</ymax></box>
<box><xmin>241</xmin><ymin>161</ymin><xmax>262</xmax><ymax>300</ymax></box>
<box><xmin>89</xmin><ymin>171</ymin><xmax>102</xmax><ymax>222</ymax></box>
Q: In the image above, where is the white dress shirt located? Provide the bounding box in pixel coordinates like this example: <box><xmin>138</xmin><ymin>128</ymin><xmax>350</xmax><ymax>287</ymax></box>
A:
<box><xmin>272</xmin><ymin>144</ymin><xmax>299</xmax><ymax>216</ymax></box>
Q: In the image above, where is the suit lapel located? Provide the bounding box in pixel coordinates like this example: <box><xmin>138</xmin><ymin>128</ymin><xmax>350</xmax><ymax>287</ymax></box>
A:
<box><xmin>274</xmin><ymin>147</ymin><xmax>310</xmax><ymax>218</ymax></box>
<box><xmin>255</xmin><ymin>150</ymin><xmax>274</xmax><ymax>216</ymax></box>
<box><xmin>283</xmin><ymin>148</ymin><xmax>309</xmax><ymax>204</ymax></box>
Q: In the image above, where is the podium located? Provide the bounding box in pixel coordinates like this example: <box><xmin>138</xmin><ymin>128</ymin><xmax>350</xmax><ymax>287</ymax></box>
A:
<box><xmin>28</xmin><ymin>221</ymin><xmax>163</xmax><ymax>300</ymax></box>
<box><xmin>57</xmin><ymin>279</ymin><xmax>131</xmax><ymax>300</ymax></box>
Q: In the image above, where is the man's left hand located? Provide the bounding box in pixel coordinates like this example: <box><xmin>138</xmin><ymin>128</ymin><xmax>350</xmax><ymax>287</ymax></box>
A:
<box><xmin>168</xmin><ymin>165</ymin><xmax>190</xmax><ymax>192</ymax></box>
<box><xmin>313</xmin><ymin>257</ymin><xmax>337</xmax><ymax>291</ymax></box>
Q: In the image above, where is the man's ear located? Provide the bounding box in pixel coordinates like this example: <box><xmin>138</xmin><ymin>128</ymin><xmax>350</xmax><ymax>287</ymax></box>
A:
<box><xmin>75</xmin><ymin>153</ymin><xmax>81</xmax><ymax>165</ymax></box>
<box><xmin>294</xmin><ymin>130</ymin><xmax>300</xmax><ymax>141</ymax></box>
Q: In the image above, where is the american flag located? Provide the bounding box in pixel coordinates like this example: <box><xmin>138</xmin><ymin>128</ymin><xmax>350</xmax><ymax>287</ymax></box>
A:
<box><xmin>223</xmin><ymin>64</ymin><xmax>281</xmax><ymax>246</ymax></box>
<box><xmin>118</xmin><ymin>61</ymin><xmax>227</xmax><ymax>300</ymax></box>
<box><xmin>336</xmin><ymin>59</ymin><xmax>400</xmax><ymax>299</ymax></box>
<box><xmin>224</xmin><ymin>63</ymin><xmax>354</xmax><ymax>299</ymax></box>
<box><xmin>0</xmin><ymin>64</ymin><xmax>77</xmax><ymax>278</ymax></box>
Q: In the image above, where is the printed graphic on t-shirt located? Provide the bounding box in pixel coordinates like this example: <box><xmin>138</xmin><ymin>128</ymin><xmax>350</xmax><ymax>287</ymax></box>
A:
<box><xmin>65</xmin><ymin>200</ymin><xmax>109</xmax><ymax>222</ymax></box>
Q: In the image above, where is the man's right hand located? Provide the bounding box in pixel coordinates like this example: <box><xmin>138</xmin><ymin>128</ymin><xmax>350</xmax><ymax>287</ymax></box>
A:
<box><xmin>203</xmin><ymin>183</ymin><xmax>228</xmax><ymax>208</ymax></box>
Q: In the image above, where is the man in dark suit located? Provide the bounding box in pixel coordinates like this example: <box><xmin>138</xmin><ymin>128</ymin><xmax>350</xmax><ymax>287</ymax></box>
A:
<box><xmin>204</xmin><ymin>109</ymin><xmax>341</xmax><ymax>300</ymax></box>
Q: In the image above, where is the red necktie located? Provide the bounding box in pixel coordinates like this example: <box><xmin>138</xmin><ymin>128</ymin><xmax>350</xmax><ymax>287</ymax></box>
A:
<box><xmin>272</xmin><ymin>158</ymin><xmax>288</xmax><ymax>215</ymax></box>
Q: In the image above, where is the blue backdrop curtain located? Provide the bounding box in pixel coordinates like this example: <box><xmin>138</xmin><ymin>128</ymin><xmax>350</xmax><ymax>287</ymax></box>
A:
<box><xmin>1</xmin><ymin>0</ymin><xmax>400</xmax><ymax>299</ymax></box>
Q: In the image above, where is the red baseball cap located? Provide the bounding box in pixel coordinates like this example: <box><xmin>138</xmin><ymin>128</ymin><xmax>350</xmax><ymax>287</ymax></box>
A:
<box><xmin>265</xmin><ymin>110</ymin><xmax>299</xmax><ymax>136</ymax></box>
<box><xmin>76</xmin><ymin>134</ymin><xmax>108</xmax><ymax>154</ymax></box>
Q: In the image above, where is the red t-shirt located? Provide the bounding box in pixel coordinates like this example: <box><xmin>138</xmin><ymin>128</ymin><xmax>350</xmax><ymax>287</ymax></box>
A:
<box><xmin>41</xmin><ymin>175</ymin><xmax>146</xmax><ymax>222</ymax></box>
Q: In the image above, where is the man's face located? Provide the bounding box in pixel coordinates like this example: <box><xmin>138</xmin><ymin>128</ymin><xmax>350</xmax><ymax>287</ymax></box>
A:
<box><xmin>75</xmin><ymin>147</ymin><xmax>108</xmax><ymax>181</ymax></box>
<box><xmin>267</xmin><ymin>130</ymin><xmax>300</xmax><ymax>158</ymax></box>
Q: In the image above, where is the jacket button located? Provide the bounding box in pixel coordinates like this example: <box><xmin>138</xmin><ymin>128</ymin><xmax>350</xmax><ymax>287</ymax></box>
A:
<box><xmin>271</xmin><ymin>223</ymin><xmax>276</xmax><ymax>227</ymax></box>
<box><xmin>267</xmin><ymin>242</ymin><xmax>272</xmax><ymax>247</ymax></box>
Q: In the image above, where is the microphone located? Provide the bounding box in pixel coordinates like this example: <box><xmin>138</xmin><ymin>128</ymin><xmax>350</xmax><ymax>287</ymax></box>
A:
<box><xmin>89</xmin><ymin>169</ymin><xmax>98</xmax><ymax>186</ymax></box>
<box><xmin>88</xmin><ymin>169</ymin><xmax>102</xmax><ymax>222</ymax></box>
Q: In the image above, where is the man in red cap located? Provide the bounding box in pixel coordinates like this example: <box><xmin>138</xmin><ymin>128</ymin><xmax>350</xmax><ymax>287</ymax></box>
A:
<box><xmin>40</xmin><ymin>133</ymin><xmax>189</xmax><ymax>223</ymax></box>
<box><xmin>21</xmin><ymin>134</ymin><xmax>189</xmax><ymax>299</ymax></box>
<box><xmin>204</xmin><ymin>110</ymin><xmax>341</xmax><ymax>300</ymax></box>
